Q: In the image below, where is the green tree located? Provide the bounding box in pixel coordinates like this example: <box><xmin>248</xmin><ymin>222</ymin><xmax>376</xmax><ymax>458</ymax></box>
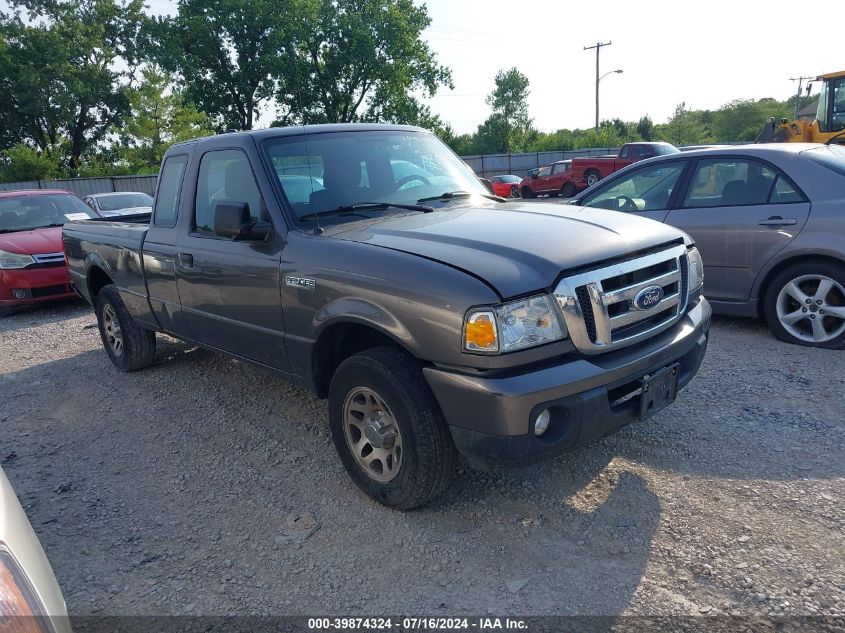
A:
<box><xmin>0</xmin><ymin>0</ymin><xmax>143</xmax><ymax>173</ymax></box>
<box><xmin>473</xmin><ymin>68</ymin><xmax>534</xmax><ymax>153</ymax></box>
<box><xmin>711</xmin><ymin>98</ymin><xmax>788</xmax><ymax>142</ymax></box>
<box><xmin>656</xmin><ymin>103</ymin><xmax>711</xmax><ymax>145</ymax></box>
<box><xmin>275</xmin><ymin>0</ymin><xmax>451</xmax><ymax>126</ymax></box>
<box><xmin>151</xmin><ymin>0</ymin><xmax>297</xmax><ymax>131</ymax></box>
<box><xmin>0</xmin><ymin>143</ymin><xmax>62</xmax><ymax>181</ymax></box>
<box><xmin>637</xmin><ymin>115</ymin><xmax>654</xmax><ymax>141</ymax></box>
<box><xmin>117</xmin><ymin>67</ymin><xmax>213</xmax><ymax>171</ymax></box>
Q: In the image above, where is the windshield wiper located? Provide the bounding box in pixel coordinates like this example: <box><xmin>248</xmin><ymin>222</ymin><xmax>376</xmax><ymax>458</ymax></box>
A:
<box><xmin>417</xmin><ymin>190</ymin><xmax>506</xmax><ymax>204</ymax></box>
<box><xmin>303</xmin><ymin>201</ymin><xmax>434</xmax><ymax>221</ymax></box>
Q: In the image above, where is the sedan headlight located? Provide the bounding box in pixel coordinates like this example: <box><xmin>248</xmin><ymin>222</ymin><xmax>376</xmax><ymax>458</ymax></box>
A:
<box><xmin>686</xmin><ymin>247</ymin><xmax>704</xmax><ymax>295</ymax></box>
<box><xmin>0</xmin><ymin>249</ymin><xmax>35</xmax><ymax>270</ymax></box>
<box><xmin>464</xmin><ymin>295</ymin><xmax>566</xmax><ymax>354</ymax></box>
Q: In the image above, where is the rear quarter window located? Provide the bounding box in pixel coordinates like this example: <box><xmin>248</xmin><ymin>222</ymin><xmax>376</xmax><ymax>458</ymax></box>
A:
<box><xmin>803</xmin><ymin>145</ymin><xmax>845</xmax><ymax>177</ymax></box>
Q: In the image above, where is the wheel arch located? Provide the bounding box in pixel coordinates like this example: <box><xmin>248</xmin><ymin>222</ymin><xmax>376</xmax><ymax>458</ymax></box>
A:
<box><xmin>755</xmin><ymin>252</ymin><xmax>845</xmax><ymax>318</ymax></box>
<box><xmin>85</xmin><ymin>254</ymin><xmax>115</xmax><ymax>299</ymax></box>
<box><xmin>311</xmin><ymin>318</ymin><xmax>417</xmax><ymax>399</ymax></box>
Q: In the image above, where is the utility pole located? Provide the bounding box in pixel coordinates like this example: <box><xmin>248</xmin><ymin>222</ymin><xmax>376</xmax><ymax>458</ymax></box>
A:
<box><xmin>789</xmin><ymin>76</ymin><xmax>814</xmax><ymax>120</ymax></box>
<box><xmin>584</xmin><ymin>41</ymin><xmax>612</xmax><ymax>131</ymax></box>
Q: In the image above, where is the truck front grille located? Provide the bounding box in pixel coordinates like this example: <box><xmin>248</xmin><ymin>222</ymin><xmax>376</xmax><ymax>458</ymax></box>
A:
<box><xmin>554</xmin><ymin>244</ymin><xmax>690</xmax><ymax>354</ymax></box>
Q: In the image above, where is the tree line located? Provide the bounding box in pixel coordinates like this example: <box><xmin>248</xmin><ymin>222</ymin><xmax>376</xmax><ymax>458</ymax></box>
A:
<box><xmin>0</xmin><ymin>1</ymin><xmax>816</xmax><ymax>182</ymax></box>
<box><xmin>441</xmin><ymin>68</ymin><xmax>816</xmax><ymax>156</ymax></box>
<box><xmin>0</xmin><ymin>0</ymin><xmax>451</xmax><ymax>181</ymax></box>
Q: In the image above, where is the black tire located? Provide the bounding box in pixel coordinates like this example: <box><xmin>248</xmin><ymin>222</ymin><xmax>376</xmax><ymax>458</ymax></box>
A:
<box><xmin>521</xmin><ymin>186</ymin><xmax>534</xmax><ymax>199</ymax></box>
<box><xmin>509</xmin><ymin>185</ymin><xmax>520</xmax><ymax>198</ymax></box>
<box><xmin>94</xmin><ymin>284</ymin><xmax>156</xmax><ymax>371</ymax></box>
<box><xmin>562</xmin><ymin>182</ymin><xmax>576</xmax><ymax>198</ymax></box>
<box><xmin>0</xmin><ymin>306</ymin><xmax>12</xmax><ymax>318</ymax></box>
<box><xmin>328</xmin><ymin>347</ymin><xmax>457</xmax><ymax>510</ymax></box>
<box><xmin>585</xmin><ymin>170</ymin><xmax>601</xmax><ymax>187</ymax></box>
<box><xmin>762</xmin><ymin>260</ymin><xmax>845</xmax><ymax>349</ymax></box>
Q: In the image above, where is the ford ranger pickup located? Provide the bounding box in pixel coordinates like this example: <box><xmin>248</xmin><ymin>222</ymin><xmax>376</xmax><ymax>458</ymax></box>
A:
<box><xmin>63</xmin><ymin>124</ymin><xmax>710</xmax><ymax>509</ymax></box>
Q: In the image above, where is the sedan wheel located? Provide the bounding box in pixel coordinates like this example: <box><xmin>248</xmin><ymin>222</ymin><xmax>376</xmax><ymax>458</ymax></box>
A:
<box><xmin>775</xmin><ymin>274</ymin><xmax>845</xmax><ymax>344</ymax></box>
<box><xmin>510</xmin><ymin>185</ymin><xmax>520</xmax><ymax>198</ymax></box>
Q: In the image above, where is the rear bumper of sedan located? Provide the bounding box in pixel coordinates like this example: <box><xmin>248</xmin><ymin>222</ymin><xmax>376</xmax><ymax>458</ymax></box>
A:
<box><xmin>0</xmin><ymin>266</ymin><xmax>76</xmax><ymax>308</ymax></box>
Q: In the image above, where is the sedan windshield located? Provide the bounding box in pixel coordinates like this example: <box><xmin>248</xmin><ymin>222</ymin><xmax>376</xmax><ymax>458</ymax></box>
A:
<box><xmin>263</xmin><ymin>130</ymin><xmax>491</xmax><ymax>224</ymax></box>
<box><xmin>95</xmin><ymin>193</ymin><xmax>153</xmax><ymax>211</ymax></box>
<box><xmin>496</xmin><ymin>175</ymin><xmax>521</xmax><ymax>183</ymax></box>
<box><xmin>0</xmin><ymin>194</ymin><xmax>97</xmax><ymax>233</ymax></box>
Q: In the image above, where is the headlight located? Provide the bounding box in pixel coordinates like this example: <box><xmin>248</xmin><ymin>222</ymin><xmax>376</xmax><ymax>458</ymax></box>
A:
<box><xmin>464</xmin><ymin>295</ymin><xmax>566</xmax><ymax>354</ymax></box>
<box><xmin>0</xmin><ymin>545</ymin><xmax>53</xmax><ymax>631</ymax></box>
<box><xmin>686</xmin><ymin>247</ymin><xmax>704</xmax><ymax>294</ymax></box>
<box><xmin>0</xmin><ymin>249</ymin><xmax>35</xmax><ymax>270</ymax></box>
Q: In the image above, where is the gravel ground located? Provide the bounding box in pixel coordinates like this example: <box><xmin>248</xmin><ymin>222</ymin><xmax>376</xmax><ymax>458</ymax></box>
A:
<box><xmin>1</xmin><ymin>299</ymin><xmax>843</xmax><ymax>620</ymax></box>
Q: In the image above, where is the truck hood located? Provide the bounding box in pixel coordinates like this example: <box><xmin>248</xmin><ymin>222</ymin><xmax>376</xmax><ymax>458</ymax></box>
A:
<box><xmin>330</xmin><ymin>202</ymin><xmax>686</xmax><ymax>298</ymax></box>
<box><xmin>0</xmin><ymin>226</ymin><xmax>63</xmax><ymax>255</ymax></box>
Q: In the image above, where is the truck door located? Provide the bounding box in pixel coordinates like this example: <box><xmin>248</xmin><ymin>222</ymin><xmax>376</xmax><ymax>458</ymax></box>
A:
<box><xmin>174</xmin><ymin>145</ymin><xmax>290</xmax><ymax>371</ymax></box>
<box><xmin>534</xmin><ymin>164</ymin><xmax>552</xmax><ymax>193</ymax></box>
<box><xmin>665</xmin><ymin>157</ymin><xmax>811</xmax><ymax>302</ymax></box>
<box><xmin>143</xmin><ymin>153</ymin><xmax>193</xmax><ymax>338</ymax></box>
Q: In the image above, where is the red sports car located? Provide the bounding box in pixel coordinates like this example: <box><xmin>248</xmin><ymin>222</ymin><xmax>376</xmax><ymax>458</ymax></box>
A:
<box><xmin>489</xmin><ymin>175</ymin><xmax>523</xmax><ymax>198</ymax></box>
<box><xmin>0</xmin><ymin>189</ymin><xmax>97</xmax><ymax>315</ymax></box>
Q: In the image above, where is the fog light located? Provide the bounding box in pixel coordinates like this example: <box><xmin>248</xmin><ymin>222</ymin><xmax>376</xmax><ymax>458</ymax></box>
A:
<box><xmin>534</xmin><ymin>409</ymin><xmax>551</xmax><ymax>436</ymax></box>
<box><xmin>12</xmin><ymin>289</ymin><xmax>27</xmax><ymax>300</ymax></box>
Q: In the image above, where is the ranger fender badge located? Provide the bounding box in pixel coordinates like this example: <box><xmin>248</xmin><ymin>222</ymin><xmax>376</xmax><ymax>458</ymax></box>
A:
<box><xmin>286</xmin><ymin>276</ymin><xmax>316</xmax><ymax>291</ymax></box>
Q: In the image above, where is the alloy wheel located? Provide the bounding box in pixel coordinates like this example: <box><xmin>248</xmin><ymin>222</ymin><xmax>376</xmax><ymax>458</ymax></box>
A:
<box><xmin>102</xmin><ymin>303</ymin><xmax>124</xmax><ymax>355</ymax></box>
<box><xmin>776</xmin><ymin>274</ymin><xmax>845</xmax><ymax>343</ymax></box>
<box><xmin>342</xmin><ymin>387</ymin><xmax>403</xmax><ymax>483</ymax></box>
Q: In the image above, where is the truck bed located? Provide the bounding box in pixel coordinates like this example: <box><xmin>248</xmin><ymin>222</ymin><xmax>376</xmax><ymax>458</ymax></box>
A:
<box><xmin>62</xmin><ymin>216</ymin><xmax>151</xmax><ymax>306</ymax></box>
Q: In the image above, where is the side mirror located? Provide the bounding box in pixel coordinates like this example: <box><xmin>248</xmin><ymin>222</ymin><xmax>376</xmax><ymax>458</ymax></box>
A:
<box><xmin>478</xmin><ymin>177</ymin><xmax>495</xmax><ymax>195</ymax></box>
<box><xmin>213</xmin><ymin>202</ymin><xmax>271</xmax><ymax>241</ymax></box>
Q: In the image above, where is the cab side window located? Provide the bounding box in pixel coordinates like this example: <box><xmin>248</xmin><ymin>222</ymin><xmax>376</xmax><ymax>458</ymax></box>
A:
<box><xmin>537</xmin><ymin>165</ymin><xmax>552</xmax><ymax>178</ymax></box>
<box><xmin>153</xmin><ymin>155</ymin><xmax>187</xmax><ymax>227</ymax></box>
<box><xmin>194</xmin><ymin>149</ymin><xmax>265</xmax><ymax>234</ymax></box>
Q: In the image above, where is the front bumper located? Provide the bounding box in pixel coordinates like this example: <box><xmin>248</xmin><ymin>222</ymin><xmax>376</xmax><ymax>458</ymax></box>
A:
<box><xmin>0</xmin><ymin>266</ymin><xmax>75</xmax><ymax>308</ymax></box>
<box><xmin>423</xmin><ymin>297</ymin><xmax>711</xmax><ymax>466</ymax></box>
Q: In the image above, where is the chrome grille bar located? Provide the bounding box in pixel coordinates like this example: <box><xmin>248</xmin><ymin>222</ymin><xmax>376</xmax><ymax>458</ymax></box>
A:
<box><xmin>31</xmin><ymin>252</ymin><xmax>66</xmax><ymax>265</ymax></box>
<box><xmin>554</xmin><ymin>244</ymin><xmax>689</xmax><ymax>355</ymax></box>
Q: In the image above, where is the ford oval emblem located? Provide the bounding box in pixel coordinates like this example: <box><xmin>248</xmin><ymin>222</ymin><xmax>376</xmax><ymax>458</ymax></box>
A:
<box><xmin>633</xmin><ymin>285</ymin><xmax>664</xmax><ymax>311</ymax></box>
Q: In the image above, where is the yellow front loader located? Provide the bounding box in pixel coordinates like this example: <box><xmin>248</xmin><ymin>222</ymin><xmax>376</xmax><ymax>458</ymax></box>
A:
<box><xmin>757</xmin><ymin>70</ymin><xmax>845</xmax><ymax>144</ymax></box>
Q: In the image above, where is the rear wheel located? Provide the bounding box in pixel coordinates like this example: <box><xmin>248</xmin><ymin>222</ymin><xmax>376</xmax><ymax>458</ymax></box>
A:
<box><xmin>562</xmin><ymin>182</ymin><xmax>576</xmax><ymax>198</ymax></box>
<box><xmin>763</xmin><ymin>261</ymin><xmax>845</xmax><ymax>349</ymax></box>
<box><xmin>585</xmin><ymin>170</ymin><xmax>601</xmax><ymax>187</ymax></box>
<box><xmin>509</xmin><ymin>185</ymin><xmax>520</xmax><ymax>198</ymax></box>
<box><xmin>521</xmin><ymin>186</ymin><xmax>534</xmax><ymax>199</ymax></box>
<box><xmin>95</xmin><ymin>285</ymin><xmax>157</xmax><ymax>371</ymax></box>
<box><xmin>329</xmin><ymin>347</ymin><xmax>457</xmax><ymax>509</ymax></box>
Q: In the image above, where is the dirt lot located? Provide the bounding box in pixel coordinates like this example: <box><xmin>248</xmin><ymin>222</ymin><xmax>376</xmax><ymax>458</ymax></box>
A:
<box><xmin>1</xmin><ymin>300</ymin><xmax>843</xmax><ymax>619</ymax></box>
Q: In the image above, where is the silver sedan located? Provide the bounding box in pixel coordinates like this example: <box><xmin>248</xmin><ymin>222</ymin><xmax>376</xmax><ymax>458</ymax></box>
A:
<box><xmin>570</xmin><ymin>143</ymin><xmax>845</xmax><ymax>348</ymax></box>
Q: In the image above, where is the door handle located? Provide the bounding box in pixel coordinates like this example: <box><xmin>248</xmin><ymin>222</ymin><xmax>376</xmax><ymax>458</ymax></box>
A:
<box><xmin>176</xmin><ymin>253</ymin><xmax>194</xmax><ymax>269</ymax></box>
<box><xmin>758</xmin><ymin>216</ymin><xmax>797</xmax><ymax>227</ymax></box>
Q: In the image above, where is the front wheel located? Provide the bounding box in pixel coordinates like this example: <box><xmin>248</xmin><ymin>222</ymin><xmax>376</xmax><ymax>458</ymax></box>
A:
<box><xmin>763</xmin><ymin>261</ymin><xmax>845</xmax><ymax>349</ymax></box>
<box><xmin>521</xmin><ymin>186</ymin><xmax>534</xmax><ymax>199</ymax></box>
<box><xmin>95</xmin><ymin>285</ymin><xmax>157</xmax><ymax>371</ymax></box>
<box><xmin>509</xmin><ymin>185</ymin><xmax>520</xmax><ymax>198</ymax></box>
<box><xmin>329</xmin><ymin>347</ymin><xmax>457</xmax><ymax>509</ymax></box>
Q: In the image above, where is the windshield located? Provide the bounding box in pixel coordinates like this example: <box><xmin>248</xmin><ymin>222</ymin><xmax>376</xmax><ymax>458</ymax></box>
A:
<box><xmin>263</xmin><ymin>130</ymin><xmax>490</xmax><ymax>223</ymax></box>
<box><xmin>817</xmin><ymin>77</ymin><xmax>845</xmax><ymax>134</ymax></box>
<box><xmin>0</xmin><ymin>194</ymin><xmax>97</xmax><ymax>232</ymax></box>
<box><xmin>95</xmin><ymin>193</ymin><xmax>153</xmax><ymax>211</ymax></box>
<box><xmin>497</xmin><ymin>175</ymin><xmax>521</xmax><ymax>183</ymax></box>
<box><xmin>654</xmin><ymin>144</ymin><xmax>681</xmax><ymax>156</ymax></box>
<box><xmin>803</xmin><ymin>145</ymin><xmax>845</xmax><ymax>177</ymax></box>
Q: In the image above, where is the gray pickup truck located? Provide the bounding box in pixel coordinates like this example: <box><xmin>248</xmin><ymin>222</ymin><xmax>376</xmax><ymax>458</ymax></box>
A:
<box><xmin>63</xmin><ymin>124</ymin><xmax>711</xmax><ymax>509</ymax></box>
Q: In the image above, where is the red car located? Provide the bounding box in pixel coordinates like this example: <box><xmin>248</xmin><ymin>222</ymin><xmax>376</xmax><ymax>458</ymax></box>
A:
<box><xmin>489</xmin><ymin>175</ymin><xmax>523</xmax><ymax>198</ymax></box>
<box><xmin>520</xmin><ymin>160</ymin><xmax>582</xmax><ymax>198</ymax></box>
<box><xmin>0</xmin><ymin>189</ymin><xmax>97</xmax><ymax>315</ymax></box>
<box><xmin>570</xmin><ymin>142</ymin><xmax>679</xmax><ymax>188</ymax></box>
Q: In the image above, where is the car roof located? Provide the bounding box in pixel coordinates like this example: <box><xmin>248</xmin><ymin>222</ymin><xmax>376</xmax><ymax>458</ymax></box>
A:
<box><xmin>170</xmin><ymin>123</ymin><xmax>429</xmax><ymax>150</ymax></box>
<box><xmin>0</xmin><ymin>189</ymin><xmax>73</xmax><ymax>198</ymax></box>
<box><xmin>660</xmin><ymin>143</ymin><xmax>821</xmax><ymax>159</ymax></box>
<box><xmin>87</xmin><ymin>191</ymin><xmax>150</xmax><ymax>198</ymax></box>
